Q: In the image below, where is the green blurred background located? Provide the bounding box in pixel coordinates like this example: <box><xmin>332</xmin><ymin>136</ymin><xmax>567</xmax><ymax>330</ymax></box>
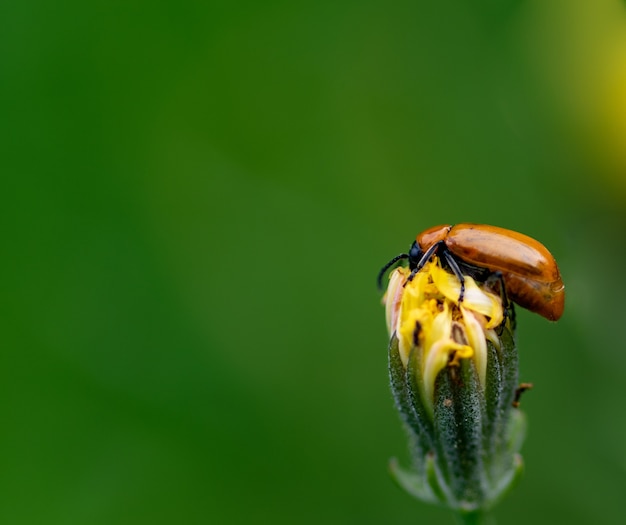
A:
<box><xmin>2</xmin><ymin>0</ymin><xmax>626</xmax><ymax>523</ymax></box>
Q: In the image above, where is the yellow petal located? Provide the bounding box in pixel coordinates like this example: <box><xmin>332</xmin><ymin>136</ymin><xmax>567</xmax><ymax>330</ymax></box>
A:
<box><xmin>429</xmin><ymin>262</ymin><xmax>462</xmax><ymax>303</ymax></box>
<box><xmin>423</xmin><ymin>337</ymin><xmax>473</xmax><ymax>413</ymax></box>
<box><xmin>461</xmin><ymin>306</ymin><xmax>488</xmax><ymax>387</ymax></box>
<box><xmin>462</xmin><ymin>279</ymin><xmax>504</xmax><ymax>329</ymax></box>
<box><xmin>385</xmin><ymin>267</ymin><xmax>408</xmax><ymax>336</ymax></box>
<box><xmin>397</xmin><ymin>304</ymin><xmax>434</xmax><ymax>368</ymax></box>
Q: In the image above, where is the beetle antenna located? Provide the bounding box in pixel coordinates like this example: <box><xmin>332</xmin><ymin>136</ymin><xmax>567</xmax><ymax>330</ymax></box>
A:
<box><xmin>377</xmin><ymin>253</ymin><xmax>409</xmax><ymax>290</ymax></box>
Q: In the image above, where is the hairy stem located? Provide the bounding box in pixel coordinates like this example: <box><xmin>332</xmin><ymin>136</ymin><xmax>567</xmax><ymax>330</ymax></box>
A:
<box><xmin>455</xmin><ymin>509</ymin><xmax>495</xmax><ymax>525</ymax></box>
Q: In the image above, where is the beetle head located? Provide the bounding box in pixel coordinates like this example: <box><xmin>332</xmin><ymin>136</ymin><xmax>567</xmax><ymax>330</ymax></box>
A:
<box><xmin>408</xmin><ymin>241</ymin><xmax>424</xmax><ymax>270</ymax></box>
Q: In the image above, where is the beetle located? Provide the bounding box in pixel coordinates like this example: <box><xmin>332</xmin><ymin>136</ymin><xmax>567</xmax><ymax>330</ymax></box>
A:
<box><xmin>377</xmin><ymin>223</ymin><xmax>565</xmax><ymax>321</ymax></box>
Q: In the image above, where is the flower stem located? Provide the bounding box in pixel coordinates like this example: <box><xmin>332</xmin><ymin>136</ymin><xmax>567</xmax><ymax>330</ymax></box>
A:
<box><xmin>455</xmin><ymin>510</ymin><xmax>495</xmax><ymax>525</ymax></box>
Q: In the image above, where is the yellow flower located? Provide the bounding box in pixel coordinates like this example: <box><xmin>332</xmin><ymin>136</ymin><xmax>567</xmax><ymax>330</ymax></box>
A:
<box><xmin>383</xmin><ymin>257</ymin><xmax>504</xmax><ymax>415</ymax></box>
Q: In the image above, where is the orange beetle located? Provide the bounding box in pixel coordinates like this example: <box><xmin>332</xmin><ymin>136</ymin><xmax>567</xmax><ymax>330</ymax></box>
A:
<box><xmin>377</xmin><ymin>223</ymin><xmax>565</xmax><ymax>321</ymax></box>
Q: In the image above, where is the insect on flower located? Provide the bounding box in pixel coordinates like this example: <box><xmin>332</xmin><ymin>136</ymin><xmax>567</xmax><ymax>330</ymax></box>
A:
<box><xmin>378</xmin><ymin>223</ymin><xmax>565</xmax><ymax>321</ymax></box>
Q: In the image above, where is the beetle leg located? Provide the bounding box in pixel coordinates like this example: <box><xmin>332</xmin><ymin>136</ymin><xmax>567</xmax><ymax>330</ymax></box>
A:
<box><xmin>484</xmin><ymin>271</ymin><xmax>515</xmax><ymax>327</ymax></box>
<box><xmin>406</xmin><ymin>241</ymin><xmax>442</xmax><ymax>283</ymax></box>
<box><xmin>484</xmin><ymin>271</ymin><xmax>504</xmax><ymax>300</ymax></box>
<box><xmin>441</xmin><ymin>249</ymin><xmax>466</xmax><ymax>302</ymax></box>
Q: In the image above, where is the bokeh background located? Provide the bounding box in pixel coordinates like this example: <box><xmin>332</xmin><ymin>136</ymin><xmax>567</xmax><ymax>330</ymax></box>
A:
<box><xmin>2</xmin><ymin>0</ymin><xmax>626</xmax><ymax>523</ymax></box>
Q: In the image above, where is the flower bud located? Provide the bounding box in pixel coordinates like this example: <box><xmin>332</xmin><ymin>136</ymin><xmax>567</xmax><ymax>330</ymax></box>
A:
<box><xmin>384</xmin><ymin>259</ymin><xmax>525</xmax><ymax>513</ymax></box>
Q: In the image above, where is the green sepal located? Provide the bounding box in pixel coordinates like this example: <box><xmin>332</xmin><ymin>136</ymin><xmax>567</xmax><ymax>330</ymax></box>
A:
<box><xmin>406</xmin><ymin>343</ymin><xmax>435</xmax><ymax>436</ymax></box>
<box><xmin>425</xmin><ymin>451</ymin><xmax>450</xmax><ymax>505</ymax></box>
<box><xmin>482</xmin><ymin>321</ymin><xmax>519</xmax><ymax>486</ymax></box>
<box><xmin>506</xmin><ymin>407</ymin><xmax>527</xmax><ymax>456</ymax></box>
<box><xmin>433</xmin><ymin>357</ymin><xmax>486</xmax><ymax>510</ymax></box>
<box><xmin>481</xmin><ymin>320</ymin><xmax>525</xmax><ymax>508</ymax></box>
<box><xmin>487</xmin><ymin>453</ymin><xmax>525</xmax><ymax>511</ymax></box>
<box><xmin>389</xmin><ymin>334</ymin><xmax>419</xmax><ymax>435</ymax></box>
<box><xmin>388</xmin><ymin>457</ymin><xmax>438</xmax><ymax>504</ymax></box>
<box><xmin>389</xmin><ymin>334</ymin><xmax>433</xmax><ymax>455</ymax></box>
